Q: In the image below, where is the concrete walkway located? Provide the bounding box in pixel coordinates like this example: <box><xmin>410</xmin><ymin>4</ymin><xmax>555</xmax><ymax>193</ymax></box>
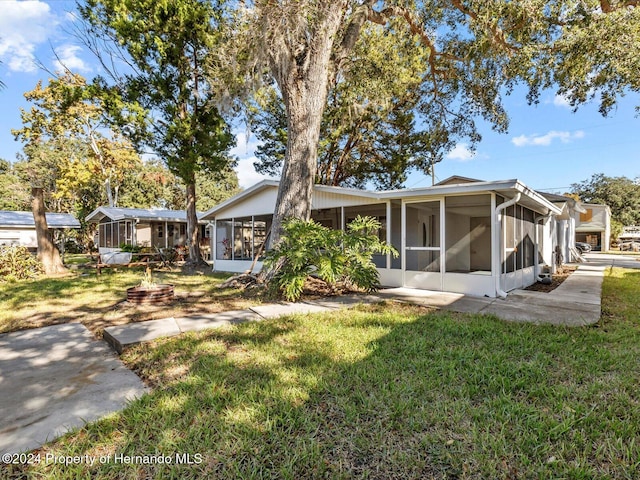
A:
<box><xmin>103</xmin><ymin>260</ymin><xmax>622</xmax><ymax>353</ymax></box>
<box><xmin>0</xmin><ymin>323</ymin><xmax>147</xmax><ymax>455</ymax></box>
<box><xmin>103</xmin><ymin>294</ymin><xmax>382</xmax><ymax>354</ymax></box>
<box><xmin>379</xmin><ymin>264</ymin><xmax>605</xmax><ymax>326</ymax></box>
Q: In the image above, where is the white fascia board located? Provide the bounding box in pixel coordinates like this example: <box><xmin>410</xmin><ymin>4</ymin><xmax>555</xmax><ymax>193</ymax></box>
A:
<box><xmin>513</xmin><ymin>182</ymin><xmax>563</xmax><ymax>215</ymax></box>
<box><xmin>377</xmin><ymin>179</ymin><xmax>520</xmax><ymax>199</ymax></box>
<box><xmin>85</xmin><ymin>207</ymin><xmax>113</xmax><ymax>223</ymax></box>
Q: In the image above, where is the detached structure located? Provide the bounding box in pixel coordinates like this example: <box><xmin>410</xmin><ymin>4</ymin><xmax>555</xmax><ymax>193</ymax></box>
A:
<box><xmin>86</xmin><ymin>207</ymin><xmax>209</xmax><ymax>251</ymax></box>
<box><xmin>0</xmin><ymin>210</ymin><xmax>80</xmax><ymax>250</ymax></box>
<box><xmin>574</xmin><ymin>203</ymin><xmax>611</xmax><ymax>251</ymax></box>
<box><xmin>201</xmin><ymin>177</ymin><xmax>588</xmax><ymax>298</ymax></box>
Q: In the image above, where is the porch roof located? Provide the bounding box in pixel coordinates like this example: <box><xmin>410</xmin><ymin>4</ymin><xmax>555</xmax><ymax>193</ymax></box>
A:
<box><xmin>0</xmin><ymin>210</ymin><xmax>80</xmax><ymax>229</ymax></box>
<box><xmin>86</xmin><ymin>207</ymin><xmax>205</xmax><ymax>224</ymax></box>
<box><xmin>202</xmin><ymin>178</ymin><xmax>562</xmax><ymax>220</ymax></box>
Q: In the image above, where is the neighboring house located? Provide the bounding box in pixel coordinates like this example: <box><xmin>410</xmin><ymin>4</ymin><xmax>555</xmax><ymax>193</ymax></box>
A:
<box><xmin>85</xmin><ymin>207</ymin><xmax>209</xmax><ymax>251</ymax></box>
<box><xmin>573</xmin><ymin>203</ymin><xmax>611</xmax><ymax>251</ymax></box>
<box><xmin>539</xmin><ymin>193</ymin><xmax>588</xmax><ymax>263</ymax></box>
<box><xmin>201</xmin><ymin>176</ymin><xmax>574</xmax><ymax>298</ymax></box>
<box><xmin>0</xmin><ymin>210</ymin><xmax>80</xmax><ymax>250</ymax></box>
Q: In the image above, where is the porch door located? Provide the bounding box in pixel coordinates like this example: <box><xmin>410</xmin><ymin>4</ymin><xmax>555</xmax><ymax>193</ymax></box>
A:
<box><xmin>403</xmin><ymin>200</ymin><xmax>442</xmax><ymax>290</ymax></box>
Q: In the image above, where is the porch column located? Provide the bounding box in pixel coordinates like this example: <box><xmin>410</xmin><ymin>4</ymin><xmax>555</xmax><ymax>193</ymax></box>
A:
<box><xmin>386</xmin><ymin>201</ymin><xmax>391</xmax><ymax>269</ymax></box>
<box><xmin>132</xmin><ymin>220</ymin><xmax>137</xmax><ymax>246</ymax></box>
<box><xmin>340</xmin><ymin>206</ymin><xmax>345</xmax><ymax>231</ymax></box>
<box><xmin>490</xmin><ymin>194</ymin><xmax>498</xmax><ymax>278</ymax></box>
<box><xmin>212</xmin><ymin>221</ymin><xmax>216</xmax><ymax>263</ymax></box>
<box><xmin>164</xmin><ymin>221</ymin><xmax>168</xmax><ymax>249</ymax></box>
<box><xmin>401</xmin><ymin>200</ymin><xmax>406</xmax><ymax>284</ymax></box>
<box><xmin>251</xmin><ymin>216</ymin><xmax>255</xmax><ymax>259</ymax></box>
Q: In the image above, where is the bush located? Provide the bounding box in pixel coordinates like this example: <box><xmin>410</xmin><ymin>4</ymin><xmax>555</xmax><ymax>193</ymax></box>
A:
<box><xmin>265</xmin><ymin>216</ymin><xmax>397</xmax><ymax>301</ymax></box>
<box><xmin>119</xmin><ymin>243</ymin><xmax>142</xmax><ymax>253</ymax></box>
<box><xmin>0</xmin><ymin>246</ymin><xmax>44</xmax><ymax>282</ymax></box>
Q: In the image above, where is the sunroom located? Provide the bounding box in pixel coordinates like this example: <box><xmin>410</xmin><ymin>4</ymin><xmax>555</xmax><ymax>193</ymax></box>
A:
<box><xmin>200</xmin><ymin>178</ymin><xmax>563</xmax><ymax>298</ymax></box>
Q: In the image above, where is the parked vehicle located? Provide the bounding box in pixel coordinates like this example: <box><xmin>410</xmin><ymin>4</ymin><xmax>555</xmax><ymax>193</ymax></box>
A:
<box><xmin>576</xmin><ymin>242</ymin><xmax>592</xmax><ymax>254</ymax></box>
<box><xmin>619</xmin><ymin>241</ymin><xmax>640</xmax><ymax>252</ymax></box>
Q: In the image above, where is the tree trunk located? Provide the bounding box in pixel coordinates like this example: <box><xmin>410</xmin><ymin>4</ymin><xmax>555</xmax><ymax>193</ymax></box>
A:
<box><xmin>31</xmin><ymin>187</ymin><xmax>67</xmax><ymax>275</ymax></box>
<box><xmin>267</xmin><ymin>10</ymin><xmax>345</xmax><ymax>247</ymax></box>
<box><xmin>185</xmin><ymin>180</ymin><xmax>207</xmax><ymax>267</ymax></box>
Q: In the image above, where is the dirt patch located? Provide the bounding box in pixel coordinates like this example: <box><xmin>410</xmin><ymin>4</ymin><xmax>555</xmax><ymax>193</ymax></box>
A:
<box><xmin>525</xmin><ymin>266</ymin><xmax>576</xmax><ymax>293</ymax></box>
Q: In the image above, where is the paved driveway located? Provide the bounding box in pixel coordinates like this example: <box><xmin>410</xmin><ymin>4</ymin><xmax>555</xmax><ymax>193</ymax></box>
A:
<box><xmin>0</xmin><ymin>323</ymin><xmax>147</xmax><ymax>455</ymax></box>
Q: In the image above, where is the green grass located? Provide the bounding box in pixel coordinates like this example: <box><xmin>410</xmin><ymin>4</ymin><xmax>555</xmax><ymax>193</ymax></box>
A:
<box><xmin>0</xmin><ymin>268</ymin><xmax>259</xmax><ymax>335</ymax></box>
<box><xmin>5</xmin><ymin>267</ymin><xmax>640</xmax><ymax>479</ymax></box>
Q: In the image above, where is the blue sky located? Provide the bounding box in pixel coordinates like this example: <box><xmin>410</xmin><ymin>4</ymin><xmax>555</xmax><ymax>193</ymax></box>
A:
<box><xmin>1</xmin><ymin>0</ymin><xmax>638</xmax><ymax>194</ymax></box>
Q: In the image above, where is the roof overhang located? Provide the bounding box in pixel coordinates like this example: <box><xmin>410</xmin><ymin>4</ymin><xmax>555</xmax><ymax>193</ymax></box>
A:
<box><xmin>200</xmin><ymin>178</ymin><xmax>563</xmax><ymax>220</ymax></box>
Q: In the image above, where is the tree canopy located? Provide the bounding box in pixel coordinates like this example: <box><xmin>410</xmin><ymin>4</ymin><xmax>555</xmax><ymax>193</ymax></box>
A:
<box><xmin>12</xmin><ymin>72</ymin><xmax>141</xmax><ymax>211</ymax></box>
<box><xmin>79</xmin><ymin>0</ymin><xmax>237</xmax><ymax>264</ymax></box>
<box><xmin>235</xmin><ymin>0</ymin><xmax>640</xmax><ymax>246</ymax></box>
<box><xmin>249</xmin><ymin>19</ymin><xmax>466</xmax><ymax>190</ymax></box>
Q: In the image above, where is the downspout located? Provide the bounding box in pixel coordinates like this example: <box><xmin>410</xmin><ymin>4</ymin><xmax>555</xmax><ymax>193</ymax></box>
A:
<box><xmin>534</xmin><ymin>211</ymin><xmax>554</xmax><ymax>281</ymax></box>
<box><xmin>495</xmin><ymin>193</ymin><xmax>521</xmax><ymax>299</ymax></box>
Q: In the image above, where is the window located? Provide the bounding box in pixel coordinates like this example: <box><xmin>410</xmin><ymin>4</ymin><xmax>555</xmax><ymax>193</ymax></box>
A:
<box><xmin>158</xmin><ymin>224</ymin><xmax>164</xmax><ymax>238</ymax></box>
<box><xmin>216</xmin><ymin>220</ymin><xmax>232</xmax><ymax>259</ymax></box>
<box><xmin>580</xmin><ymin>209</ymin><xmax>593</xmax><ymax>222</ymax></box>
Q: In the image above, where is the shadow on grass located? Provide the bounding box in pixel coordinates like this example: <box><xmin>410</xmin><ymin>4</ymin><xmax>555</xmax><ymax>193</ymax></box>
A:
<box><xmin>9</xmin><ymin>300</ymin><xmax>640</xmax><ymax>479</ymax></box>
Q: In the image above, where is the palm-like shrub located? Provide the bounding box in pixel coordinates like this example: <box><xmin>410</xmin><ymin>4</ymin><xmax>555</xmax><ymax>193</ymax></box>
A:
<box><xmin>265</xmin><ymin>216</ymin><xmax>397</xmax><ymax>301</ymax></box>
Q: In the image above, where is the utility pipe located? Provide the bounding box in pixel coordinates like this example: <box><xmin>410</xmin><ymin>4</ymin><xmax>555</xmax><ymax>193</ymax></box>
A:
<box><xmin>494</xmin><ymin>193</ymin><xmax>521</xmax><ymax>299</ymax></box>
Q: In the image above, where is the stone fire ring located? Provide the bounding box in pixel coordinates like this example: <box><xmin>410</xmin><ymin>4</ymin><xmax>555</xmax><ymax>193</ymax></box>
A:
<box><xmin>126</xmin><ymin>284</ymin><xmax>175</xmax><ymax>304</ymax></box>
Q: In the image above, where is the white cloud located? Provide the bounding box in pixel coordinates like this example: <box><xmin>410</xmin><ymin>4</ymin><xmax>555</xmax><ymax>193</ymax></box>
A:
<box><xmin>553</xmin><ymin>94</ymin><xmax>572</xmax><ymax>108</ymax></box>
<box><xmin>235</xmin><ymin>155</ymin><xmax>276</xmax><ymax>189</ymax></box>
<box><xmin>0</xmin><ymin>1</ymin><xmax>58</xmax><ymax>73</ymax></box>
<box><xmin>445</xmin><ymin>143</ymin><xmax>477</xmax><ymax>162</ymax></box>
<box><xmin>511</xmin><ymin>130</ymin><xmax>585</xmax><ymax>147</ymax></box>
<box><xmin>231</xmin><ymin>131</ymin><xmax>276</xmax><ymax>188</ymax></box>
<box><xmin>53</xmin><ymin>44</ymin><xmax>91</xmax><ymax>73</ymax></box>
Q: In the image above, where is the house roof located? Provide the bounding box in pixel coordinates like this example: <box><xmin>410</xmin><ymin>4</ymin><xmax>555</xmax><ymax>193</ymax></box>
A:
<box><xmin>435</xmin><ymin>175</ymin><xmax>485</xmax><ymax>186</ymax></box>
<box><xmin>539</xmin><ymin>192</ymin><xmax>587</xmax><ymax>216</ymax></box>
<box><xmin>0</xmin><ymin>210</ymin><xmax>80</xmax><ymax>229</ymax></box>
<box><xmin>202</xmin><ymin>178</ymin><xmax>563</xmax><ymax>219</ymax></box>
<box><xmin>86</xmin><ymin>207</ymin><xmax>204</xmax><ymax>224</ymax></box>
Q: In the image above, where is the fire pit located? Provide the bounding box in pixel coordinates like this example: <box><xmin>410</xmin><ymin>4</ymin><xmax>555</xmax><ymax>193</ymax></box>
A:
<box><xmin>126</xmin><ymin>284</ymin><xmax>174</xmax><ymax>304</ymax></box>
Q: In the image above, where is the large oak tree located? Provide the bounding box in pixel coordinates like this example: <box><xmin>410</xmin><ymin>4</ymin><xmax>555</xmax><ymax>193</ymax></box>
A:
<box><xmin>239</xmin><ymin>0</ymin><xmax>639</xmax><ymax>247</ymax></box>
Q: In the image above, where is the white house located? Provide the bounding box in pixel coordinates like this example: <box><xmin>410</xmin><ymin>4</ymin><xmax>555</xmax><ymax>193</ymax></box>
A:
<box><xmin>0</xmin><ymin>210</ymin><xmax>80</xmax><ymax>250</ymax></box>
<box><xmin>201</xmin><ymin>176</ymin><xmax>582</xmax><ymax>298</ymax></box>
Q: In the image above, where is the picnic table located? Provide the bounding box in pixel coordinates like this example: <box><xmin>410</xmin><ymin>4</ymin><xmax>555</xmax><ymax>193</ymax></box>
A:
<box><xmin>95</xmin><ymin>250</ymin><xmax>169</xmax><ymax>274</ymax></box>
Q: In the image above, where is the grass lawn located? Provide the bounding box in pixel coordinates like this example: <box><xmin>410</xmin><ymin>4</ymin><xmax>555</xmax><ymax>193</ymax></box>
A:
<box><xmin>0</xmin><ymin>265</ymin><xmax>263</xmax><ymax>335</ymax></box>
<box><xmin>4</xmin><ymin>267</ymin><xmax>640</xmax><ymax>479</ymax></box>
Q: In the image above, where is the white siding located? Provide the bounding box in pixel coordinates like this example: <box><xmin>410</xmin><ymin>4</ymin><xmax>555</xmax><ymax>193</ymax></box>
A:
<box><xmin>312</xmin><ymin>190</ymin><xmax>379</xmax><ymax>209</ymax></box>
<box><xmin>0</xmin><ymin>228</ymin><xmax>37</xmax><ymax>248</ymax></box>
<box><xmin>216</xmin><ymin>188</ymin><xmax>279</xmax><ymax>219</ymax></box>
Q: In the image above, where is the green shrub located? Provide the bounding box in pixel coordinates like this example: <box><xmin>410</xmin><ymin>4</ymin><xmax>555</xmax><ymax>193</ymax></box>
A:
<box><xmin>119</xmin><ymin>243</ymin><xmax>142</xmax><ymax>253</ymax></box>
<box><xmin>265</xmin><ymin>216</ymin><xmax>397</xmax><ymax>301</ymax></box>
<box><xmin>0</xmin><ymin>246</ymin><xmax>44</xmax><ymax>282</ymax></box>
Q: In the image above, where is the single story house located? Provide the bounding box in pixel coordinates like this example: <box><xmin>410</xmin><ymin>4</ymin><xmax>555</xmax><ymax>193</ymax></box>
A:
<box><xmin>0</xmin><ymin>210</ymin><xmax>81</xmax><ymax>250</ymax></box>
<box><xmin>85</xmin><ymin>207</ymin><xmax>210</xmax><ymax>253</ymax></box>
<box><xmin>201</xmin><ymin>176</ymin><xmax>582</xmax><ymax>298</ymax></box>
<box><xmin>573</xmin><ymin>203</ymin><xmax>611</xmax><ymax>251</ymax></box>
